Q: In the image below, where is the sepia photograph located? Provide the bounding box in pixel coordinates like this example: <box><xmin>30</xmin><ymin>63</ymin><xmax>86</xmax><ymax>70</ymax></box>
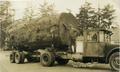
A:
<box><xmin>0</xmin><ymin>0</ymin><xmax>120</xmax><ymax>72</ymax></box>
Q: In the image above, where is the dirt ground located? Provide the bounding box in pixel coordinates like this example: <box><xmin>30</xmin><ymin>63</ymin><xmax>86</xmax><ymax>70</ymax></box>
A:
<box><xmin>0</xmin><ymin>51</ymin><xmax>114</xmax><ymax>72</ymax></box>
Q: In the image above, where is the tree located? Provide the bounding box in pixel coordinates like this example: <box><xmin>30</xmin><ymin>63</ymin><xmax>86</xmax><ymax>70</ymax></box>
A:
<box><xmin>76</xmin><ymin>2</ymin><xmax>96</xmax><ymax>29</ymax></box>
<box><xmin>0</xmin><ymin>1</ymin><xmax>14</xmax><ymax>49</ymax></box>
<box><xmin>100</xmin><ymin>4</ymin><xmax>115</xmax><ymax>29</ymax></box>
<box><xmin>39</xmin><ymin>1</ymin><xmax>57</xmax><ymax>17</ymax></box>
<box><xmin>23</xmin><ymin>7</ymin><xmax>34</xmax><ymax>22</ymax></box>
<box><xmin>76</xmin><ymin>2</ymin><xmax>115</xmax><ymax>30</ymax></box>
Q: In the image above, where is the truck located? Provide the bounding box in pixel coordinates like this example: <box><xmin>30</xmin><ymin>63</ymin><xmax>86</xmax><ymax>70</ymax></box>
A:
<box><xmin>6</xmin><ymin>13</ymin><xmax>120</xmax><ymax>71</ymax></box>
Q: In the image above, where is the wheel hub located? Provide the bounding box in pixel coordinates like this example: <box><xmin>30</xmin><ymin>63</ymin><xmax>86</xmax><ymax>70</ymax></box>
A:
<box><xmin>114</xmin><ymin>56</ymin><xmax>120</xmax><ymax>66</ymax></box>
<box><xmin>10</xmin><ymin>54</ymin><xmax>13</xmax><ymax>60</ymax></box>
<box><xmin>15</xmin><ymin>54</ymin><xmax>19</xmax><ymax>61</ymax></box>
<box><xmin>43</xmin><ymin>56</ymin><xmax>49</xmax><ymax>62</ymax></box>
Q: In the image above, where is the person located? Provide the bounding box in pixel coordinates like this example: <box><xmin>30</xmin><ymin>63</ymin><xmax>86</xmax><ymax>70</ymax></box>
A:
<box><xmin>92</xmin><ymin>33</ymin><xmax>97</xmax><ymax>41</ymax></box>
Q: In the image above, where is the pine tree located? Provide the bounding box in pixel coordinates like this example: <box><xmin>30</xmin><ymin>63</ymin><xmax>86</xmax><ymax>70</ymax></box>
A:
<box><xmin>76</xmin><ymin>2</ymin><xmax>115</xmax><ymax>30</ymax></box>
<box><xmin>39</xmin><ymin>1</ymin><xmax>57</xmax><ymax>17</ymax></box>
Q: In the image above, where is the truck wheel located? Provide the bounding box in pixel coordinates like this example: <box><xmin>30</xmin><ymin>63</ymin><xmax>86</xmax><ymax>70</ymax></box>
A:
<box><xmin>15</xmin><ymin>52</ymin><xmax>25</xmax><ymax>64</ymax></box>
<box><xmin>20</xmin><ymin>52</ymin><xmax>25</xmax><ymax>63</ymax></box>
<box><xmin>10</xmin><ymin>52</ymin><xmax>15</xmax><ymax>63</ymax></box>
<box><xmin>56</xmin><ymin>58</ymin><xmax>69</xmax><ymax>65</ymax></box>
<box><xmin>109</xmin><ymin>52</ymin><xmax>120</xmax><ymax>71</ymax></box>
<box><xmin>40</xmin><ymin>51</ymin><xmax>55</xmax><ymax>66</ymax></box>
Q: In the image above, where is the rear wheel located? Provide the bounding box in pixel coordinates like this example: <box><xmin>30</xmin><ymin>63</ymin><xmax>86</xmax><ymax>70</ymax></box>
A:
<box><xmin>15</xmin><ymin>51</ymin><xmax>25</xmax><ymax>64</ymax></box>
<box><xmin>109</xmin><ymin>52</ymin><xmax>120</xmax><ymax>71</ymax></box>
<box><xmin>56</xmin><ymin>58</ymin><xmax>69</xmax><ymax>65</ymax></box>
<box><xmin>10</xmin><ymin>52</ymin><xmax>15</xmax><ymax>63</ymax></box>
<box><xmin>40</xmin><ymin>51</ymin><xmax>55</xmax><ymax>66</ymax></box>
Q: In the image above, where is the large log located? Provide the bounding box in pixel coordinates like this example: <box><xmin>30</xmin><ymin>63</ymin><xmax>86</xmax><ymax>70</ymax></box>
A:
<box><xmin>6</xmin><ymin>13</ymin><xmax>80</xmax><ymax>51</ymax></box>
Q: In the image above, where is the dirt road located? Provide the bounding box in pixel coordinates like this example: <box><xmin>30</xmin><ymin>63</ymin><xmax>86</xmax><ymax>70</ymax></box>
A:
<box><xmin>0</xmin><ymin>51</ymin><xmax>112</xmax><ymax>72</ymax></box>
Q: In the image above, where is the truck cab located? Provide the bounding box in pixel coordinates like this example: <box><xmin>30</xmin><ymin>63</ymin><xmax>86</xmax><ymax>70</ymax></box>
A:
<box><xmin>54</xmin><ymin>29</ymin><xmax>120</xmax><ymax>71</ymax></box>
<box><xmin>77</xmin><ymin>29</ymin><xmax>113</xmax><ymax>57</ymax></box>
<box><xmin>73</xmin><ymin>29</ymin><xmax>119</xmax><ymax>71</ymax></box>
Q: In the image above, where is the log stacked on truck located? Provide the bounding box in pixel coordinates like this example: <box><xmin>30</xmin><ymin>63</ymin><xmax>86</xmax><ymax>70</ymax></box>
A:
<box><xmin>6</xmin><ymin>13</ymin><xmax>80</xmax><ymax>51</ymax></box>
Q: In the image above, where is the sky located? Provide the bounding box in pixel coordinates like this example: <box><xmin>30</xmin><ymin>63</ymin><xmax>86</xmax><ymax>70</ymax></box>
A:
<box><xmin>10</xmin><ymin>0</ymin><xmax>84</xmax><ymax>19</ymax></box>
<box><xmin>0</xmin><ymin>0</ymin><xmax>120</xmax><ymax>26</ymax></box>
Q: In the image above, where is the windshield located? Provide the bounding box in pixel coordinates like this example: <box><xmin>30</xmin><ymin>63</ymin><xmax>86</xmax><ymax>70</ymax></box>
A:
<box><xmin>99</xmin><ymin>31</ymin><xmax>104</xmax><ymax>42</ymax></box>
<box><xmin>105</xmin><ymin>34</ymin><xmax>111</xmax><ymax>42</ymax></box>
<box><xmin>86</xmin><ymin>30</ymin><xmax>111</xmax><ymax>42</ymax></box>
<box><xmin>87</xmin><ymin>31</ymin><xmax>98</xmax><ymax>42</ymax></box>
<box><xmin>99</xmin><ymin>31</ymin><xmax>111</xmax><ymax>42</ymax></box>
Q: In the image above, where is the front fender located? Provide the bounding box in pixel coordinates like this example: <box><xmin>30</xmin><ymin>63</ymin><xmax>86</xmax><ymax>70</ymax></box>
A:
<box><xmin>105</xmin><ymin>47</ymin><xmax>120</xmax><ymax>63</ymax></box>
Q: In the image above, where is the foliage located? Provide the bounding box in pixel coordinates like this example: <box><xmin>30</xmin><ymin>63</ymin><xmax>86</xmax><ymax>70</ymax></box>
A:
<box><xmin>39</xmin><ymin>1</ymin><xmax>57</xmax><ymax>17</ymax></box>
<box><xmin>23</xmin><ymin>7</ymin><xmax>34</xmax><ymax>22</ymax></box>
<box><xmin>0</xmin><ymin>1</ymin><xmax>13</xmax><ymax>28</ymax></box>
<box><xmin>0</xmin><ymin>1</ymin><xmax>14</xmax><ymax>48</ymax></box>
<box><xmin>99</xmin><ymin>4</ymin><xmax>115</xmax><ymax>29</ymax></box>
<box><xmin>76</xmin><ymin>2</ymin><xmax>115</xmax><ymax>30</ymax></box>
<box><xmin>22</xmin><ymin>1</ymin><xmax>57</xmax><ymax>24</ymax></box>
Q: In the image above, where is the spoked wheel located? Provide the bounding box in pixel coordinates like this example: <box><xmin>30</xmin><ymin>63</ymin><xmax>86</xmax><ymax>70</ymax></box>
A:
<box><xmin>10</xmin><ymin>52</ymin><xmax>15</xmax><ymax>63</ymax></box>
<box><xmin>40</xmin><ymin>51</ymin><xmax>55</xmax><ymax>66</ymax></box>
<box><xmin>56</xmin><ymin>58</ymin><xmax>69</xmax><ymax>65</ymax></box>
<box><xmin>109</xmin><ymin>52</ymin><xmax>120</xmax><ymax>71</ymax></box>
<box><xmin>15</xmin><ymin>51</ymin><xmax>25</xmax><ymax>64</ymax></box>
